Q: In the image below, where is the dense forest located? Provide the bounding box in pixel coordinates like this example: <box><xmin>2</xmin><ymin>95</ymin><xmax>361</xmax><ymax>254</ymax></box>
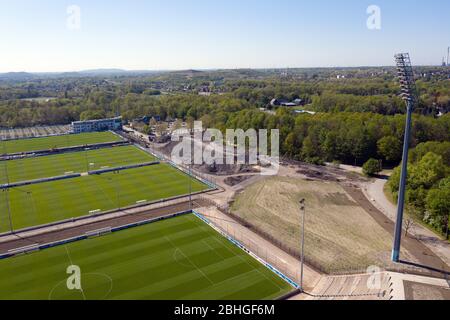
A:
<box><xmin>1</xmin><ymin>68</ymin><xmax>449</xmax><ymax>167</ymax></box>
<box><xmin>0</xmin><ymin>67</ymin><xmax>449</xmax><ymax>235</ymax></box>
<box><xmin>1</xmin><ymin>66</ymin><xmax>449</xmax><ymax>125</ymax></box>
<box><xmin>1</xmin><ymin>93</ymin><xmax>449</xmax><ymax>164</ymax></box>
<box><xmin>388</xmin><ymin>141</ymin><xmax>449</xmax><ymax>237</ymax></box>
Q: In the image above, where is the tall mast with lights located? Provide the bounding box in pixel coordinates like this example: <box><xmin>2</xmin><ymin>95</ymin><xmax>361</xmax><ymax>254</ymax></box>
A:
<box><xmin>392</xmin><ymin>53</ymin><xmax>417</xmax><ymax>262</ymax></box>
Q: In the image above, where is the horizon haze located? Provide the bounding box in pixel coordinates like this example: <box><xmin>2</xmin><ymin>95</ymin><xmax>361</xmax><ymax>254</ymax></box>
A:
<box><xmin>0</xmin><ymin>0</ymin><xmax>449</xmax><ymax>72</ymax></box>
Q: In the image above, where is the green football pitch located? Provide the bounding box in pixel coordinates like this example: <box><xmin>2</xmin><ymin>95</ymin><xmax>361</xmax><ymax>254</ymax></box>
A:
<box><xmin>0</xmin><ymin>145</ymin><xmax>155</xmax><ymax>184</ymax></box>
<box><xmin>0</xmin><ymin>164</ymin><xmax>209</xmax><ymax>233</ymax></box>
<box><xmin>0</xmin><ymin>214</ymin><xmax>292</xmax><ymax>300</ymax></box>
<box><xmin>0</xmin><ymin>131</ymin><xmax>123</xmax><ymax>154</ymax></box>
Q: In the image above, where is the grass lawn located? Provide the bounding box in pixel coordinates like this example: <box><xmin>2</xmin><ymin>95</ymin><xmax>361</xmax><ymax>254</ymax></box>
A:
<box><xmin>0</xmin><ymin>164</ymin><xmax>209</xmax><ymax>233</ymax></box>
<box><xmin>0</xmin><ymin>145</ymin><xmax>155</xmax><ymax>184</ymax></box>
<box><xmin>0</xmin><ymin>214</ymin><xmax>292</xmax><ymax>300</ymax></box>
<box><xmin>0</xmin><ymin>131</ymin><xmax>123</xmax><ymax>154</ymax></box>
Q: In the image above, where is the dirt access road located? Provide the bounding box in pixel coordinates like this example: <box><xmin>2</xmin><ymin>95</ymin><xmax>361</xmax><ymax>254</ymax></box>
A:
<box><xmin>123</xmin><ymin>129</ymin><xmax>450</xmax><ymax>277</ymax></box>
<box><xmin>364</xmin><ymin>177</ymin><xmax>450</xmax><ymax>268</ymax></box>
<box><xmin>345</xmin><ymin>185</ymin><xmax>449</xmax><ymax>276</ymax></box>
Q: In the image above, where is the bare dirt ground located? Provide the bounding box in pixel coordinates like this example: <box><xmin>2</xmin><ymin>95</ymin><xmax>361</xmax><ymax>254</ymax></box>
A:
<box><xmin>7</xmin><ymin>127</ymin><xmax>445</xmax><ymax>299</ymax></box>
<box><xmin>140</xmin><ymin>134</ymin><xmax>449</xmax><ymax>278</ymax></box>
<box><xmin>156</xmin><ymin>140</ymin><xmax>260</xmax><ymax>176</ymax></box>
<box><xmin>223</xmin><ymin>175</ymin><xmax>256</xmax><ymax>186</ymax></box>
<box><xmin>230</xmin><ymin>176</ymin><xmax>410</xmax><ymax>274</ymax></box>
<box><xmin>365</xmin><ymin>178</ymin><xmax>450</xmax><ymax>268</ymax></box>
<box><xmin>344</xmin><ymin>184</ymin><xmax>449</xmax><ymax>276</ymax></box>
<box><xmin>404</xmin><ymin>281</ymin><xmax>450</xmax><ymax>300</ymax></box>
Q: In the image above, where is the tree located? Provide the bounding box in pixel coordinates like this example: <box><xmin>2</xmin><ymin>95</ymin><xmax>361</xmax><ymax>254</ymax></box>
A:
<box><xmin>377</xmin><ymin>136</ymin><xmax>403</xmax><ymax>163</ymax></box>
<box><xmin>363</xmin><ymin>158</ymin><xmax>382</xmax><ymax>176</ymax></box>
<box><xmin>301</xmin><ymin>136</ymin><xmax>317</xmax><ymax>159</ymax></box>
<box><xmin>322</xmin><ymin>132</ymin><xmax>338</xmax><ymax>161</ymax></box>
<box><xmin>283</xmin><ymin>133</ymin><xmax>297</xmax><ymax>157</ymax></box>
<box><xmin>186</xmin><ymin>116</ymin><xmax>195</xmax><ymax>133</ymax></box>
<box><xmin>410</xmin><ymin>152</ymin><xmax>447</xmax><ymax>189</ymax></box>
<box><xmin>155</xmin><ymin>123</ymin><xmax>168</xmax><ymax>136</ymax></box>
<box><xmin>171</xmin><ymin>119</ymin><xmax>182</xmax><ymax>132</ymax></box>
<box><xmin>410</xmin><ymin>141</ymin><xmax>450</xmax><ymax>166</ymax></box>
<box><xmin>404</xmin><ymin>217</ymin><xmax>415</xmax><ymax>238</ymax></box>
<box><xmin>142</xmin><ymin>125</ymin><xmax>151</xmax><ymax>135</ymax></box>
<box><xmin>79</xmin><ymin>110</ymin><xmax>105</xmax><ymax>121</ymax></box>
<box><xmin>149</xmin><ymin>118</ymin><xmax>157</xmax><ymax>127</ymax></box>
<box><xmin>200</xmin><ymin>114</ymin><xmax>213</xmax><ymax>129</ymax></box>
<box><xmin>426</xmin><ymin>186</ymin><xmax>450</xmax><ymax>237</ymax></box>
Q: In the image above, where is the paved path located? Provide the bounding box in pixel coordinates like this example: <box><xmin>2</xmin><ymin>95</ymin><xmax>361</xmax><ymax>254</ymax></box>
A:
<box><xmin>345</xmin><ymin>185</ymin><xmax>449</xmax><ymax>276</ymax></box>
<box><xmin>0</xmin><ymin>195</ymin><xmax>205</xmax><ymax>246</ymax></box>
<box><xmin>389</xmin><ymin>272</ymin><xmax>450</xmax><ymax>300</ymax></box>
<box><xmin>365</xmin><ymin>178</ymin><xmax>450</xmax><ymax>268</ymax></box>
<box><xmin>0</xmin><ymin>201</ymin><xmax>200</xmax><ymax>255</ymax></box>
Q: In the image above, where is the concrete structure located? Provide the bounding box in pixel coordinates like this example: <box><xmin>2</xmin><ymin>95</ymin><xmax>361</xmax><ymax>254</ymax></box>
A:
<box><xmin>72</xmin><ymin>117</ymin><xmax>122</xmax><ymax>133</ymax></box>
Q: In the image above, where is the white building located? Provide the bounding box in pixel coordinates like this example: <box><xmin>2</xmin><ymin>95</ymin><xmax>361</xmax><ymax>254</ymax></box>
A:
<box><xmin>72</xmin><ymin>117</ymin><xmax>122</xmax><ymax>134</ymax></box>
<box><xmin>294</xmin><ymin>110</ymin><xmax>317</xmax><ymax>115</ymax></box>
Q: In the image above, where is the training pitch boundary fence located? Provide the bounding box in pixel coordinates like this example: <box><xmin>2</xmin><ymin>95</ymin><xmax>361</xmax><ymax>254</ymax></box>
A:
<box><xmin>87</xmin><ymin>161</ymin><xmax>160</xmax><ymax>175</ymax></box>
<box><xmin>0</xmin><ymin>173</ymin><xmax>82</xmax><ymax>189</ymax></box>
<box><xmin>0</xmin><ymin>189</ymin><xmax>213</xmax><ymax>237</ymax></box>
<box><xmin>0</xmin><ymin>210</ymin><xmax>192</xmax><ymax>260</ymax></box>
<box><xmin>0</xmin><ymin>209</ymin><xmax>300</xmax><ymax>300</ymax></box>
<box><xmin>1</xmin><ymin>139</ymin><xmax>129</xmax><ymax>159</ymax></box>
<box><xmin>134</xmin><ymin>143</ymin><xmax>218</xmax><ymax>190</ymax></box>
<box><xmin>192</xmin><ymin>210</ymin><xmax>299</xmax><ymax>289</ymax></box>
<box><xmin>0</xmin><ymin>161</ymin><xmax>161</xmax><ymax>189</ymax></box>
<box><xmin>0</xmin><ymin>142</ymin><xmax>217</xmax><ymax>236</ymax></box>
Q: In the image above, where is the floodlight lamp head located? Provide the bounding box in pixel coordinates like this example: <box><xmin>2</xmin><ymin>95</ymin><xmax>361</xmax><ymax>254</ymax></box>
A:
<box><xmin>394</xmin><ymin>53</ymin><xmax>417</xmax><ymax>105</ymax></box>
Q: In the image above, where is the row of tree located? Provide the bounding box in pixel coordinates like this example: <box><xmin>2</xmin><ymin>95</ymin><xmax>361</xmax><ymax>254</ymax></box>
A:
<box><xmin>1</xmin><ymin>92</ymin><xmax>449</xmax><ymax>167</ymax></box>
<box><xmin>225</xmin><ymin>78</ymin><xmax>450</xmax><ymax>115</ymax></box>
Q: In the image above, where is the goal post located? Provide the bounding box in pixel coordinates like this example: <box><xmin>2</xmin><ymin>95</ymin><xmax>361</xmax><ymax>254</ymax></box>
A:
<box><xmin>85</xmin><ymin>227</ymin><xmax>112</xmax><ymax>238</ymax></box>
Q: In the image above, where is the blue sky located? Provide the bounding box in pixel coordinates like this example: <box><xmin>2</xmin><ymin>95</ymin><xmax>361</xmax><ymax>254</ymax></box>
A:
<box><xmin>0</xmin><ymin>0</ymin><xmax>449</xmax><ymax>72</ymax></box>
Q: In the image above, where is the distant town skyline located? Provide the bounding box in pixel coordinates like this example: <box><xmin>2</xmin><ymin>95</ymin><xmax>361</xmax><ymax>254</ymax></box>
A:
<box><xmin>0</xmin><ymin>0</ymin><xmax>449</xmax><ymax>72</ymax></box>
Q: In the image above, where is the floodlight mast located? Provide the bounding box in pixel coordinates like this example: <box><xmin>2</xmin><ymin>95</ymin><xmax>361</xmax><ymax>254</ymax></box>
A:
<box><xmin>2</xmin><ymin>144</ymin><xmax>14</xmax><ymax>233</ymax></box>
<box><xmin>392</xmin><ymin>53</ymin><xmax>417</xmax><ymax>262</ymax></box>
<box><xmin>299</xmin><ymin>198</ymin><xmax>306</xmax><ymax>292</ymax></box>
